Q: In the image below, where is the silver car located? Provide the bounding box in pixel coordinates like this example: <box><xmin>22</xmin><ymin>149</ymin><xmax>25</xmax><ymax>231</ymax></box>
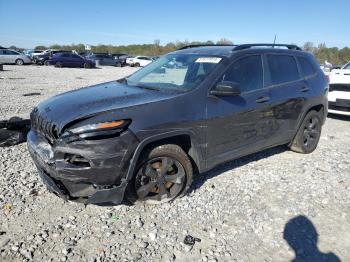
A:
<box><xmin>0</xmin><ymin>49</ymin><xmax>32</xmax><ymax>65</ymax></box>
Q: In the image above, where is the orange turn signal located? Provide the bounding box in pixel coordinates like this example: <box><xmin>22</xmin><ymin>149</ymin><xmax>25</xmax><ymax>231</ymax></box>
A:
<box><xmin>97</xmin><ymin>120</ymin><xmax>124</xmax><ymax>129</ymax></box>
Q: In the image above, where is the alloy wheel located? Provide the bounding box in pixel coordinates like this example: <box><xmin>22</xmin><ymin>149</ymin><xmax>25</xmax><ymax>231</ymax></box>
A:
<box><xmin>303</xmin><ymin>116</ymin><xmax>320</xmax><ymax>150</ymax></box>
<box><xmin>135</xmin><ymin>157</ymin><xmax>186</xmax><ymax>202</ymax></box>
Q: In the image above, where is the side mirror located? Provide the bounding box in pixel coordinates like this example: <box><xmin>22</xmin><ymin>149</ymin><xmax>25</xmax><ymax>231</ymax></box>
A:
<box><xmin>210</xmin><ymin>81</ymin><xmax>241</xmax><ymax>96</ymax></box>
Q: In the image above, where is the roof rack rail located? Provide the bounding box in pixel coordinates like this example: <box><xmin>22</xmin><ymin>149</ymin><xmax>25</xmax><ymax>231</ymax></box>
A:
<box><xmin>233</xmin><ymin>44</ymin><xmax>301</xmax><ymax>51</ymax></box>
<box><xmin>178</xmin><ymin>44</ymin><xmax>236</xmax><ymax>50</ymax></box>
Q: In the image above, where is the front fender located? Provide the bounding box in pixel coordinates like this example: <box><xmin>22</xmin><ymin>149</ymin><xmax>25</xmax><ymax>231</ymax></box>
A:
<box><xmin>125</xmin><ymin>130</ymin><xmax>204</xmax><ymax>181</ymax></box>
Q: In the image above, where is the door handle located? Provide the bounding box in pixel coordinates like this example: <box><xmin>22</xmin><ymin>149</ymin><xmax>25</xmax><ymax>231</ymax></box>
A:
<box><xmin>256</xmin><ymin>96</ymin><xmax>270</xmax><ymax>103</ymax></box>
<box><xmin>301</xmin><ymin>87</ymin><xmax>310</xmax><ymax>92</ymax></box>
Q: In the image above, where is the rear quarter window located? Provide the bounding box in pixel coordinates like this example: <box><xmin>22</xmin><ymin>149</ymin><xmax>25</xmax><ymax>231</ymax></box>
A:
<box><xmin>267</xmin><ymin>55</ymin><xmax>300</xmax><ymax>85</ymax></box>
<box><xmin>297</xmin><ymin>56</ymin><xmax>316</xmax><ymax>77</ymax></box>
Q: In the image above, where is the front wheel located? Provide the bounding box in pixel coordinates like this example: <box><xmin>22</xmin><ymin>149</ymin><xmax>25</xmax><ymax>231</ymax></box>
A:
<box><xmin>127</xmin><ymin>144</ymin><xmax>193</xmax><ymax>204</ymax></box>
<box><xmin>84</xmin><ymin>62</ymin><xmax>91</xmax><ymax>68</ymax></box>
<box><xmin>290</xmin><ymin>110</ymin><xmax>322</xmax><ymax>153</ymax></box>
<box><xmin>44</xmin><ymin>60</ymin><xmax>49</xmax><ymax>66</ymax></box>
<box><xmin>134</xmin><ymin>62</ymin><xmax>140</xmax><ymax>67</ymax></box>
<box><xmin>15</xmin><ymin>59</ymin><xmax>24</xmax><ymax>65</ymax></box>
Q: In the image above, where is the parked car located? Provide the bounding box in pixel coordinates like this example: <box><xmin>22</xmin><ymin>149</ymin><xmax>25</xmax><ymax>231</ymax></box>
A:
<box><xmin>28</xmin><ymin>50</ymin><xmax>45</xmax><ymax>59</ymax></box>
<box><xmin>125</xmin><ymin>56</ymin><xmax>134</xmax><ymax>65</ymax></box>
<box><xmin>112</xmin><ymin>53</ymin><xmax>128</xmax><ymax>59</ymax></box>
<box><xmin>112</xmin><ymin>53</ymin><xmax>129</xmax><ymax>67</ymax></box>
<box><xmin>127</xmin><ymin>56</ymin><xmax>153</xmax><ymax>67</ymax></box>
<box><xmin>328</xmin><ymin>61</ymin><xmax>350</xmax><ymax>115</ymax></box>
<box><xmin>0</xmin><ymin>49</ymin><xmax>32</xmax><ymax>65</ymax></box>
<box><xmin>86</xmin><ymin>54</ymin><xmax>120</xmax><ymax>66</ymax></box>
<box><xmin>27</xmin><ymin>43</ymin><xmax>328</xmax><ymax>205</ymax></box>
<box><xmin>48</xmin><ymin>53</ymin><xmax>95</xmax><ymax>68</ymax></box>
<box><xmin>33</xmin><ymin>50</ymin><xmax>71</xmax><ymax>65</ymax></box>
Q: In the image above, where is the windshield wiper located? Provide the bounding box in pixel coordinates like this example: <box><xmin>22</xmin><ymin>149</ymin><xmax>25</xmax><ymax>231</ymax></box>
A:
<box><xmin>131</xmin><ymin>84</ymin><xmax>160</xmax><ymax>91</ymax></box>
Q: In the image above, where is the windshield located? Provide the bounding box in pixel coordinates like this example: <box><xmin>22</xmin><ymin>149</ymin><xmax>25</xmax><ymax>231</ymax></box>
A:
<box><xmin>126</xmin><ymin>54</ymin><xmax>222</xmax><ymax>92</ymax></box>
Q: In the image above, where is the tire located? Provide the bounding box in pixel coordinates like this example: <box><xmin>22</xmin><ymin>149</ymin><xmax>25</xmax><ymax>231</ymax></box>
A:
<box><xmin>84</xmin><ymin>62</ymin><xmax>91</xmax><ymax>69</ymax></box>
<box><xmin>44</xmin><ymin>60</ymin><xmax>49</xmax><ymax>66</ymax></box>
<box><xmin>116</xmin><ymin>62</ymin><xmax>122</xmax><ymax>67</ymax></box>
<box><xmin>55</xmin><ymin>62</ymin><xmax>63</xmax><ymax>68</ymax></box>
<box><xmin>290</xmin><ymin>110</ymin><xmax>322</xmax><ymax>154</ymax></box>
<box><xmin>134</xmin><ymin>63</ymin><xmax>140</xmax><ymax>67</ymax></box>
<box><xmin>15</xmin><ymin>59</ymin><xmax>24</xmax><ymax>65</ymax></box>
<box><xmin>127</xmin><ymin>144</ymin><xmax>193</xmax><ymax>204</ymax></box>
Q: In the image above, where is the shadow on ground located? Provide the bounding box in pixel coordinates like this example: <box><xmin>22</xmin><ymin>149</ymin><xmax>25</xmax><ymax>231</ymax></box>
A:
<box><xmin>284</xmin><ymin>215</ymin><xmax>341</xmax><ymax>262</ymax></box>
<box><xmin>189</xmin><ymin>145</ymin><xmax>287</xmax><ymax>193</ymax></box>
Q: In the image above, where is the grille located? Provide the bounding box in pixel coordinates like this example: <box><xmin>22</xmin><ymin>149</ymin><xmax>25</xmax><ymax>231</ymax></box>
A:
<box><xmin>329</xmin><ymin>84</ymin><xmax>350</xmax><ymax>92</ymax></box>
<box><xmin>329</xmin><ymin>102</ymin><xmax>350</xmax><ymax>112</ymax></box>
<box><xmin>30</xmin><ymin>108</ymin><xmax>59</xmax><ymax>142</ymax></box>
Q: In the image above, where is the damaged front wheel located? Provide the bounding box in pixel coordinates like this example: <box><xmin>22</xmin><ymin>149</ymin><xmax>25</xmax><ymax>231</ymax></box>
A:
<box><xmin>127</xmin><ymin>144</ymin><xmax>193</xmax><ymax>204</ymax></box>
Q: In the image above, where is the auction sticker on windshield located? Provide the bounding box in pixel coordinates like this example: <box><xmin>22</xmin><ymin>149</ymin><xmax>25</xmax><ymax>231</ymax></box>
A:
<box><xmin>195</xmin><ymin>57</ymin><xmax>222</xmax><ymax>63</ymax></box>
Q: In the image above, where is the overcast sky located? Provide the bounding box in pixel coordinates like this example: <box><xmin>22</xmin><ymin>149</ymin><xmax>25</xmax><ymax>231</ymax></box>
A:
<box><xmin>1</xmin><ymin>0</ymin><xmax>349</xmax><ymax>48</ymax></box>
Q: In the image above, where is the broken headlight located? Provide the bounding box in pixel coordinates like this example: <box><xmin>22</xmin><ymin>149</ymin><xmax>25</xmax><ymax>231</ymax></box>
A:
<box><xmin>62</xmin><ymin>120</ymin><xmax>131</xmax><ymax>140</ymax></box>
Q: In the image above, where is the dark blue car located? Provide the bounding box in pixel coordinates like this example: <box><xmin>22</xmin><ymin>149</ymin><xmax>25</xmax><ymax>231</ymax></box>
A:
<box><xmin>48</xmin><ymin>53</ymin><xmax>95</xmax><ymax>68</ymax></box>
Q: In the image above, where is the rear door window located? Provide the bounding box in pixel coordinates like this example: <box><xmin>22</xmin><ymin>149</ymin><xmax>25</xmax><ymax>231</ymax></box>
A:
<box><xmin>222</xmin><ymin>55</ymin><xmax>263</xmax><ymax>93</ymax></box>
<box><xmin>297</xmin><ymin>56</ymin><xmax>315</xmax><ymax>77</ymax></box>
<box><xmin>267</xmin><ymin>55</ymin><xmax>300</xmax><ymax>85</ymax></box>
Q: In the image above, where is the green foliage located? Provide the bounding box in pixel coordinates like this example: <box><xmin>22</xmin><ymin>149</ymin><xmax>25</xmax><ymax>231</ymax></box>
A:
<box><xmin>34</xmin><ymin>40</ymin><xmax>228</xmax><ymax>56</ymax></box>
<box><xmin>34</xmin><ymin>40</ymin><xmax>350</xmax><ymax>66</ymax></box>
<box><xmin>303</xmin><ymin>42</ymin><xmax>350</xmax><ymax>65</ymax></box>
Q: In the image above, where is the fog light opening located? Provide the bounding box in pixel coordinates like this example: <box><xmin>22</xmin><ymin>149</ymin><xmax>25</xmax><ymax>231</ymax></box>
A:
<box><xmin>64</xmin><ymin>153</ymin><xmax>90</xmax><ymax>168</ymax></box>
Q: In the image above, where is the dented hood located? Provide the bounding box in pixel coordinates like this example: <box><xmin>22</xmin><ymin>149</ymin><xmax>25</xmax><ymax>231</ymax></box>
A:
<box><xmin>35</xmin><ymin>81</ymin><xmax>178</xmax><ymax>130</ymax></box>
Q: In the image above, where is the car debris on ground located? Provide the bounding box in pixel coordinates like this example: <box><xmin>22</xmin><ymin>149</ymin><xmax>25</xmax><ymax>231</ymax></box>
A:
<box><xmin>0</xmin><ymin>117</ymin><xmax>30</xmax><ymax>147</ymax></box>
<box><xmin>22</xmin><ymin>92</ymin><xmax>41</xmax><ymax>97</ymax></box>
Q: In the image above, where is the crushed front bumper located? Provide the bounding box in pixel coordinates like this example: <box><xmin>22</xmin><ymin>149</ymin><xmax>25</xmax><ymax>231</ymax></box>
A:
<box><xmin>27</xmin><ymin>130</ymin><xmax>138</xmax><ymax>204</ymax></box>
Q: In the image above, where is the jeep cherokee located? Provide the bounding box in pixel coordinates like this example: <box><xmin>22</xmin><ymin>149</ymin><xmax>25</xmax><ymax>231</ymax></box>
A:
<box><xmin>27</xmin><ymin>43</ymin><xmax>328</xmax><ymax>205</ymax></box>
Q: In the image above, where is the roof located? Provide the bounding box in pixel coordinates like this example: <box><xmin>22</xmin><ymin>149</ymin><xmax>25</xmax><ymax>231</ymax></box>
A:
<box><xmin>172</xmin><ymin>46</ymin><xmax>236</xmax><ymax>57</ymax></box>
<box><xmin>172</xmin><ymin>44</ymin><xmax>302</xmax><ymax>57</ymax></box>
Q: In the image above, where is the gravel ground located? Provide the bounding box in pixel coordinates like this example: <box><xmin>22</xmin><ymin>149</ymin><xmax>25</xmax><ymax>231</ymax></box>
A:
<box><xmin>0</xmin><ymin>65</ymin><xmax>349</xmax><ymax>262</ymax></box>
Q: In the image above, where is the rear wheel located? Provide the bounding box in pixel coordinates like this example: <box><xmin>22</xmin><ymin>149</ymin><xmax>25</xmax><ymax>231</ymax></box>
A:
<box><xmin>55</xmin><ymin>62</ymin><xmax>63</xmax><ymax>68</ymax></box>
<box><xmin>116</xmin><ymin>62</ymin><xmax>122</xmax><ymax>67</ymax></box>
<box><xmin>134</xmin><ymin>62</ymin><xmax>140</xmax><ymax>67</ymax></box>
<box><xmin>290</xmin><ymin>110</ymin><xmax>322</xmax><ymax>153</ymax></box>
<box><xmin>84</xmin><ymin>62</ymin><xmax>91</xmax><ymax>68</ymax></box>
<box><xmin>15</xmin><ymin>59</ymin><xmax>24</xmax><ymax>65</ymax></box>
<box><xmin>44</xmin><ymin>60</ymin><xmax>49</xmax><ymax>66</ymax></box>
<box><xmin>127</xmin><ymin>144</ymin><xmax>193</xmax><ymax>204</ymax></box>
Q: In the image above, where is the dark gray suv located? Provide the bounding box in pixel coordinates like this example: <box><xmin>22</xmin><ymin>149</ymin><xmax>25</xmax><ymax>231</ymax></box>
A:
<box><xmin>27</xmin><ymin>44</ymin><xmax>328</xmax><ymax>205</ymax></box>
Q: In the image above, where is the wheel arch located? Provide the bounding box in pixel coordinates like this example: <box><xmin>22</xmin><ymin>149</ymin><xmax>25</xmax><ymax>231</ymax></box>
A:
<box><xmin>302</xmin><ymin>104</ymin><xmax>325</xmax><ymax>124</ymax></box>
<box><xmin>290</xmin><ymin>103</ymin><xmax>325</xmax><ymax>146</ymax></box>
<box><xmin>125</xmin><ymin>131</ymin><xmax>203</xmax><ymax>181</ymax></box>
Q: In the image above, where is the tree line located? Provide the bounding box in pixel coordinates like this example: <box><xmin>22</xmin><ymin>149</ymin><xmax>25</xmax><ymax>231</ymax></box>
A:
<box><xmin>14</xmin><ymin>39</ymin><xmax>350</xmax><ymax>66</ymax></box>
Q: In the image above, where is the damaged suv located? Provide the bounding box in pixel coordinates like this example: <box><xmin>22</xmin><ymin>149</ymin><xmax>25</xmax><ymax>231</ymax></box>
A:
<box><xmin>28</xmin><ymin>44</ymin><xmax>328</xmax><ymax>205</ymax></box>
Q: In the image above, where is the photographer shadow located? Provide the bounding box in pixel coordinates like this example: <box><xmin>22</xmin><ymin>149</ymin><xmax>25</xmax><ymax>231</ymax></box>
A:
<box><xmin>284</xmin><ymin>215</ymin><xmax>341</xmax><ymax>262</ymax></box>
